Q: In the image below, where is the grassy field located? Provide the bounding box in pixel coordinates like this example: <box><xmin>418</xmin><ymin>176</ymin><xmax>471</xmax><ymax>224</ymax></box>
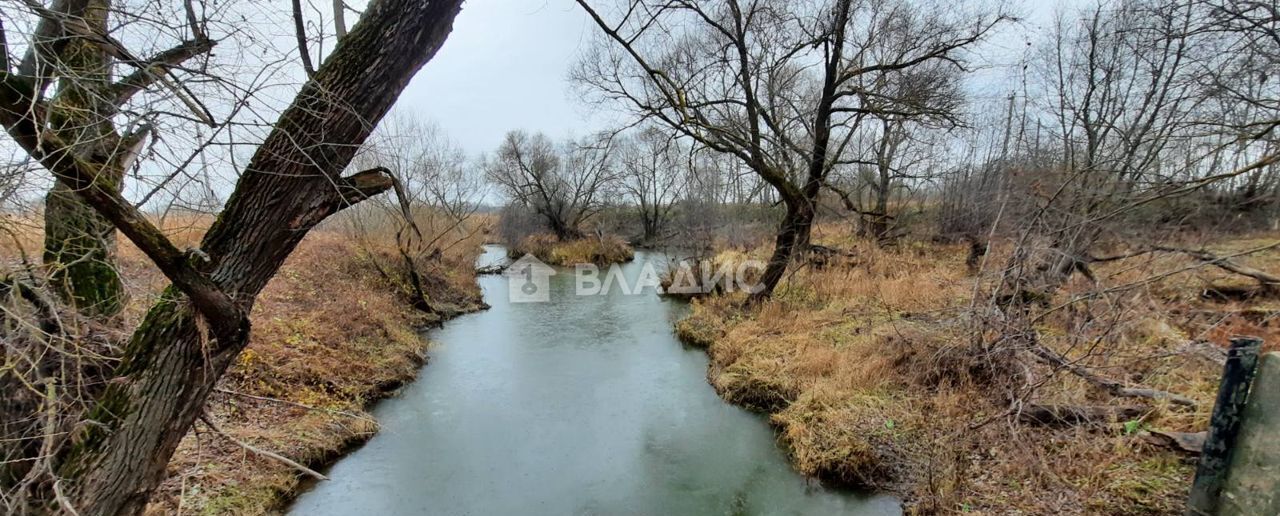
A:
<box><xmin>675</xmin><ymin>223</ymin><xmax>1278</xmax><ymax>514</ymax></box>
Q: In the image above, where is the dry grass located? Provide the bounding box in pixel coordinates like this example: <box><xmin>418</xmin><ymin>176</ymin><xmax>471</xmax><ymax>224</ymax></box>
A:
<box><xmin>152</xmin><ymin>226</ymin><xmax>484</xmax><ymax>515</ymax></box>
<box><xmin>513</xmin><ymin>232</ymin><xmax>634</xmax><ymax>266</ymax></box>
<box><xmin>675</xmin><ymin>223</ymin><xmax>1277</xmax><ymax>514</ymax></box>
<box><xmin>1</xmin><ymin>212</ymin><xmax>486</xmax><ymax>515</ymax></box>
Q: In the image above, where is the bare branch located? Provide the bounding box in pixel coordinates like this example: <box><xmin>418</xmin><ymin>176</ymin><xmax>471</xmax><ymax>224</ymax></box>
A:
<box><xmin>333</xmin><ymin>0</ymin><xmax>347</xmax><ymax>39</ymax></box>
<box><xmin>293</xmin><ymin>0</ymin><xmax>317</xmax><ymax>78</ymax></box>
<box><xmin>1151</xmin><ymin>245</ymin><xmax>1280</xmax><ymax>286</ymax></box>
<box><xmin>0</xmin><ymin>17</ymin><xmax>10</xmax><ymax>72</ymax></box>
<box><xmin>200</xmin><ymin>413</ymin><xmax>328</xmax><ymax>481</ymax></box>
<box><xmin>108</xmin><ymin>38</ymin><xmax>215</xmax><ymax>107</ymax></box>
<box><xmin>0</xmin><ymin>80</ymin><xmax>244</xmax><ymax>338</ymax></box>
<box><xmin>1028</xmin><ymin>340</ymin><xmax>1198</xmax><ymax>408</ymax></box>
<box><xmin>338</xmin><ymin>166</ymin><xmax>397</xmax><ymax>205</ymax></box>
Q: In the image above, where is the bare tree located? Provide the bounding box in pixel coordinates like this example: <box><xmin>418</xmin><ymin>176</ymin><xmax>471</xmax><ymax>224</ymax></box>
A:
<box><xmin>1195</xmin><ymin>0</ymin><xmax>1280</xmax><ymax>217</ymax></box>
<box><xmin>573</xmin><ymin>0</ymin><xmax>1006</xmax><ymax>299</ymax></box>
<box><xmin>345</xmin><ymin>112</ymin><xmax>487</xmax><ymax>313</ymax></box>
<box><xmin>826</xmin><ymin>58</ymin><xmax>963</xmax><ymax>241</ymax></box>
<box><xmin>487</xmin><ymin>130</ymin><xmax>617</xmax><ymax>240</ymax></box>
<box><xmin>960</xmin><ymin>0</ymin><xmax>1280</xmax><ymax>424</ymax></box>
<box><xmin>1003</xmin><ymin>0</ymin><xmax>1211</xmax><ymax>293</ymax></box>
<box><xmin>617</xmin><ymin>126</ymin><xmax>684</xmax><ymax>243</ymax></box>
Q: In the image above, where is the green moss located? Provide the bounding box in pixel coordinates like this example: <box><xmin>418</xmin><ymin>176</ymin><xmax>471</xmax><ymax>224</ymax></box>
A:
<box><xmin>199</xmin><ymin>481</ymin><xmax>287</xmax><ymax>516</ymax></box>
<box><xmin>116</xmin><ymin>291</ymin><xmax>189</xmax><ymax>375</ymax></box>
<box><xmin>43</xmin><ymin>181</ymin><xmax>127</xmax><ymax>317</ymax></box>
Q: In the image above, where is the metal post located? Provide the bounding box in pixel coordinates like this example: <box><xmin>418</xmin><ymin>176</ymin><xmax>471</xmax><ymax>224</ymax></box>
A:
<box><xmin>1188</xmin><ymin>336</ymin><xmax>1263</xmax><ymax>516</ymax></box>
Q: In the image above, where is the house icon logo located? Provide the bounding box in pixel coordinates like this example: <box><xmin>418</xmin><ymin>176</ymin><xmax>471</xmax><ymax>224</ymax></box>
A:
<box><xmin>505</xmin><ymin>254</ymin><xmax>556</xmax><ymax>303</ymax></box>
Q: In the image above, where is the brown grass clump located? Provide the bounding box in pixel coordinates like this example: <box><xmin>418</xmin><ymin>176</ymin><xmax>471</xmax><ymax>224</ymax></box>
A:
<box><xmin>675</xmin><ymin>223</ymin><xmax>1268</xmax><ymax>514</ymax></box>
<box><xmin>514</xmin><ymin>232</ymin><xmax>634</xmax><ymax>266</ymax></box>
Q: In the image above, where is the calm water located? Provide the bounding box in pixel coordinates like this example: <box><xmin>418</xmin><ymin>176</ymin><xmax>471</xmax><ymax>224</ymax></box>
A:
<box><xmin>289</xmin><ymin>246</ymin><xmax>899</xmax><ymax>515</ymax></box>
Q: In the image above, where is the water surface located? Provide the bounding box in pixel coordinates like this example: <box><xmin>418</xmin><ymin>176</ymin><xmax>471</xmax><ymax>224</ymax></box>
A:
<box><xmin>290</xmin><ymin>246</ymin><xmax>899</xmax><ymax>515</ymax></box>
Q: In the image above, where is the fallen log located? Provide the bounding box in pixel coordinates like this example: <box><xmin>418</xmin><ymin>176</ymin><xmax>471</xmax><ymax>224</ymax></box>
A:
<box><xmin>1028</xmin><ymin>343</ymin><xmax>1198</xmax><ymax>408</ymax></box>
<box><xmin>1018</xmin><ymin>404</ymin><xmax>1150</xmax><ymax>427</ymax></box>
<box><xmin>1201</xmin><ymin>284</ymin><xmax>1269</xmax><ymax>301</ymax></box>
<box><xmin>1145</xmin><ymin>429</ymin><xmax>1205</xmax><ymax>454</ymax></box>
<box><xmin>808</xmin><ymin>244</ymin><xmax>858</xmax><ymax>269</ymax></box>
<box><xmin>1153</xmin><ymin>245</ymin><xmax>1280</xmax><ymax>288</ymax></box>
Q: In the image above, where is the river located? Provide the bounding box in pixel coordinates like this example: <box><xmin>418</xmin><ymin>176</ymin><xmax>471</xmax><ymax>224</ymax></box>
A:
<box><xmin>289</xmin><ymin>245</ymin><xmax>899</xmax><ymax>515</ymax></box>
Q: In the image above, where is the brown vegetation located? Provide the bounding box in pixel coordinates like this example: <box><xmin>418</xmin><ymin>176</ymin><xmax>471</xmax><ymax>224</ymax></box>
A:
<box><xmin>512</xmin><ymin>233</ymin><xmax>634</xmax><ymax>266</ymax></box>
<box><xmin>3</xmin><ymin>215</ymin><xmax>485</xmax><ymax>514</ymax></box>
<box><xmin>675</xmin><ymin>224</ymin><xmax>1277</xmax><ymax>514</ymax></box>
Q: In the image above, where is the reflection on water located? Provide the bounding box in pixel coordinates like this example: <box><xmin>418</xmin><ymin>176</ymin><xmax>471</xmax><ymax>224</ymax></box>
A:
<box><xmin>289</xmin><ymin>245</ymin><xmax>900</xmax><ymax>515</ymax></box>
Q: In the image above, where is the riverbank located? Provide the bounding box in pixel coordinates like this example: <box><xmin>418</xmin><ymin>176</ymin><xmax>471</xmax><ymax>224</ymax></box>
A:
<box><xmin>131</xmin><ymin>224</ymin><xmax>486</xmax><ymax>514</ymax></box>
<box><xmin>674</xmin><ymin>227</ymin><xmax>1277</xmax><ymax>514</ymax></box>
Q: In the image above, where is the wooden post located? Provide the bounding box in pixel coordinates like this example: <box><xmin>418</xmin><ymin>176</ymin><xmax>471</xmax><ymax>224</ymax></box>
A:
<box><xmin>1188</xmin><ymin>336</ymin><xmax>1263</xmax><ymax>516</ymax></box>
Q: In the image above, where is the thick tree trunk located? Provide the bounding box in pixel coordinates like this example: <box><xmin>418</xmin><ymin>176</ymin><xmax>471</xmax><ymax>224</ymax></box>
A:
<box><xmin>35</xmin><ymin>1</ymin><xmax>465</xmax><ymax>514</ymax></box>
<box><xmin>44</xmin><ymin>180</ymin><xmax>125</xmax><ymax>315</ymax></box>
<box><xmin>41</xmin><ymin>0</ymin><xmax>127</xmax><ymax>317</ymax></box>
<box><xmin>747</xmin><ymin>0</ymin><xmax>847</xmax><ymax>302</ymax></box>
<box><xmin>641</xmin><ymin>210</ymin><xmax>658</xmax><ymax>243</ymax></box>
<box><xmin>547</xmin><ymin>215</ymin><xmax>582</xmax><ymax>241</ymax></box>
<box><xmin>869</xmin><ymin>178</ymin><xmax>890</xmax><ymax>242</ymax></box>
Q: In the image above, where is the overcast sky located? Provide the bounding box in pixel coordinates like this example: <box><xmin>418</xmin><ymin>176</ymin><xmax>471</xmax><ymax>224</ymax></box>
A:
<box><xmin>395</xmin><ymin>0</ymin><xmax>608</xmax><ymax>157</ymax></box>
<box><xmin>389</xmin><ymin>0</ymin><xmax>1085</xmax><ymax>158</ymax></box>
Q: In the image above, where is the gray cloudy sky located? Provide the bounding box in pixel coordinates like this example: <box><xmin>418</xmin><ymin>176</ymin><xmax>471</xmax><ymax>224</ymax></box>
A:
<box><xmin>389</xmin><ymin>0</ymin><xmax>1083</xmax><ymax>157</ymax></box>
<box><xmin>396</xmin><ymin>0</ymin><xmax>607</xmax><ymax>156</ymax></box>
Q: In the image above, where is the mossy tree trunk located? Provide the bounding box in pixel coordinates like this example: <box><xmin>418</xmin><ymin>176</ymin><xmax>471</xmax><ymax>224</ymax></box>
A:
<box><xmin>41</xmin><ymin>0</ymin><xmax>130</xmax><ymax>317</ymax></box>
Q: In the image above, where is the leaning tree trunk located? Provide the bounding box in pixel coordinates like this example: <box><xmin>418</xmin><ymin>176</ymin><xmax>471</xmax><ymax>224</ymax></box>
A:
<box><xmin>41</xmin><ymin>0</ymin><xmax>128</xmax><ymax>317</ymax></box>
<box><xmin>751</xmin><ymin>197</ymin><xmax>815</xmax><ymax>302</ymax></box>
<box><xmin>5</xmin><ymin>0</ymin><xmax>465</xmax><ymax>514</ymax></box>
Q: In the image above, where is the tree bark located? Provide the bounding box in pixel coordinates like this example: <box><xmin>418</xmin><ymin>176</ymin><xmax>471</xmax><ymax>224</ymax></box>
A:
<box><xmin>4</xmin><ymin>0</ymin><xmax>465</xmax><ymax>513</ymax></box>
<box><xmin>41</xmin><ymin>0</ymin><xmax>127</xmax><ymax>317</ymax></box>
<box><xmin>751</xmin><ymin>198</ymin><xmax>814</xmax><ymax>302</ymax></box>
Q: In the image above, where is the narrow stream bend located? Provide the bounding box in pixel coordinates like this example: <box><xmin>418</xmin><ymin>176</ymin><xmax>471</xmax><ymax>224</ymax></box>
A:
<box><xmin>290</xmin><ymin>245</ymin><xmax>900</xmax><ymax>515</ymax></box>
